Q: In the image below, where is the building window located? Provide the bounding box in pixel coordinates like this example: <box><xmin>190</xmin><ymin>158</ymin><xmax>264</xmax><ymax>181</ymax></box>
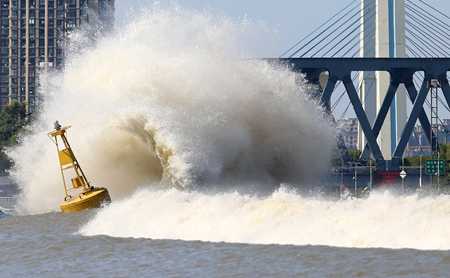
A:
<box><xmin>67</xmin><ymin>10</ymin><xmax>76</xmax><ymax>18</ymax></box>
<box><xmin>1</xmin><ymin>20</ymin><xmax>9</xmax><ymax>29</ymax></box>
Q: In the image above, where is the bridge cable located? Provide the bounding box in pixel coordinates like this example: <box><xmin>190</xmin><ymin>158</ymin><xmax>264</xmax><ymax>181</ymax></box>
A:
<box><xmin>287</xmin><ymin>1</ymin><xmax>361</xmax><ymax>58</ymax></box>
<box><xmin>331</xmin><ymin>20</ymin><xmax>376</xmax><ymax>57</ymax></box>
<box><xmin>405</xmin><ymin>44</ymin><xmax>421</xmax><ymax>58</ymax></box>
<box><xmin>315</xmin><ymin>6</ymin><xmax>376</xmax><ymax>57</ymax></box>
<box><xmin>347</xmin><ymin>23</ymin><xmax>377</xmax><ymax>58</ymax></box>
<box><xmin>405</xmin><ymin>11</ymin><xmax>450</xmax><ymax>55</ymax></box>
<box><xmin>406</xmin><ymin>2</ymin><xmax>450</xmax><ymax>40</ymax></box>
<box><xmin>312</xmin><ymin>16</ymin><xmax>362</xmax><ymax>57</ymax></box>
<box><xmin>405</xmin><ymin>18</ymin><xmax>449</xmax><ymax>56</ymax></box>
<box><xmin>405</xmin><ymin>41</ymin><xmax>426</xmax><ymax>58</ymax></box>
<box><xmin>405</xmin><ymin>32</ymin><xmax>434</xmax><ymax>57</ymax></box>
<box><xmin>405</xmin><ymin>23</ymin><xmax>443</xmax><ymax>56</ymax></box>
<box><xmin>279</xmin><ymin>0</ymin><xmax>358</xmax><ymax>58</ymax></box>
<box><xmin>298</xmin><ymin>5</ymin><xmax>364</xmax><ymax>58</ymax></box>
<box><xmin>417</xmin><ymin>0</ymin><xmax>450</xmax><ymax>22</ymax></box>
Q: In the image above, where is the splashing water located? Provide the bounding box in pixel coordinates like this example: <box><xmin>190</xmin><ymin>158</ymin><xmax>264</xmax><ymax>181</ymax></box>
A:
<box><xmin>79</xmin><ymin>187</ymin><xmax>450</xmax><ymax>250</ymax></box>
<box><xmin>7</xmin><ymin>5</ymin><xmax>334</xmax><ymax>214</ymax></box>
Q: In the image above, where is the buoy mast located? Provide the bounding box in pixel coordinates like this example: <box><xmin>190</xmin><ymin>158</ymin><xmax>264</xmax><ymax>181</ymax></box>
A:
<box><xmin>48</xmin><ymin>121</ymin><xmax>111</xmax><ymax>213</ymax></box>
<box><xmin>48</xmin><ymin>121</ymin><xmax>92</xmax><ymax>199</ymax></box>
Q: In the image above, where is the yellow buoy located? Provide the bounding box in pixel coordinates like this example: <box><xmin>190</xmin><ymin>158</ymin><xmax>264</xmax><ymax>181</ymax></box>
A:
<box><xmin>48</xmin><ymin>121</ymin><xmax>111</xmax><ymax>213</ymax></box>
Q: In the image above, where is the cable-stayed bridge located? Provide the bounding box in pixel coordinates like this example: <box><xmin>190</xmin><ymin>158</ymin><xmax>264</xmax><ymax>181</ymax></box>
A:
<box><xmin>270</xmin><ymin>0</ymin><xmax>450</xmax><ymax>172</ymax></box>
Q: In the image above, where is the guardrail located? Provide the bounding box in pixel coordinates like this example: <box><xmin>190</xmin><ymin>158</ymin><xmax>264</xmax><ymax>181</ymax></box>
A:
<box><xmin>0</xmin><ymin>197</ymin><xmax>16</xmax><ymax>209</ymax></box>
<box><xmin>332</xmin><ymin>166</ymin><xmax>425</xmax><ymax>175</ymax></box>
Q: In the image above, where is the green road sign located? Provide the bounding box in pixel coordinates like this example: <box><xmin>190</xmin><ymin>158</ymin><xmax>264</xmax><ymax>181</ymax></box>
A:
<box><xmin>425</xmin><ymin>159</ymin><xmax>445</xmax><ymax>175</ymax></box>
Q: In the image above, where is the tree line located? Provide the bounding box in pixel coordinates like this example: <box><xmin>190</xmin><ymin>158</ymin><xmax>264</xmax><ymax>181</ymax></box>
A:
<box><xmin>0</xmin><ymin>101</ymin><xmax>31</xmax><ymax>171</ymax></box>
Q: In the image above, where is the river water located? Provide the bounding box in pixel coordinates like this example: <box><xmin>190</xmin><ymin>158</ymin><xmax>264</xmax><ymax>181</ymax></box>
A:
<box><xmin>2</xmin><ymin>4</ymin><xmax>450</xmax><ymax>277</ymax></box>
<box><xmin>2</xmin><ymin>190</ymin><xmax>450</xmax><ymax>277</ymax></box>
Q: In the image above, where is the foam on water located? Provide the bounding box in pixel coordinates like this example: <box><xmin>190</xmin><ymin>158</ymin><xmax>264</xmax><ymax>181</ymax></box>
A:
<box><xmin>79</xmin><ymin>187</ymin><xmax>450</xmax><ymax>250</ymax></box>
<box><xmin>7</xmin><ymin>5</ymin><xmax>334</xmax><ymax>214</ymax></box>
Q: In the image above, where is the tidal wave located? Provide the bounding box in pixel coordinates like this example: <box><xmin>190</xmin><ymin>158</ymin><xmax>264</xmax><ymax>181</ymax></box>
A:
<box><xmin>7</xmin><ymin>5</ymin><xmax>333</xmax><ymax>214</ymax></box>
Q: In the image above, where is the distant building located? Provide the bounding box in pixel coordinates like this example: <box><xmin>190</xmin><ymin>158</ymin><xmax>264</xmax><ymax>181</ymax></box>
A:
<box><xmin>0</xmin><ymin>0</ymin><xmax>114</xmax><ymax>113</ymax></box>
<box><xmin>336</xmin><ymin>118</ymin><xmax>358</xmax><ymax>150</ymax></box>
<box><xmin>407</xmin><ymin>125</ymin><xmax>431</xmax><ymax>156</ymax></box>
<box><xmin>337</xmin><ymin>117</ymin><xmax>450</xmax><ymax>156</ymax></box>
<box><xmin>408</xmin><ymin>119</ymin><xmax>450</xmax><ymax>156</ymax></box>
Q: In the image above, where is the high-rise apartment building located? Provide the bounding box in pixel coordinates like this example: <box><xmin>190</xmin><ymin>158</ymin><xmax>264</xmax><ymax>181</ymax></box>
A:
<box><xmin>0</xmin><ymin>0</ymin><xmax>114</xmax><ymax>113</ymax></box>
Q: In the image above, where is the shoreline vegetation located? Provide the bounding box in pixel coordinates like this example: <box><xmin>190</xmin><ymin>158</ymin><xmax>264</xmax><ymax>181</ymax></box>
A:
<box><xmin>0</xmin><ymin>100</ymin><xmax>31</xmax><ymax>172</ymax></box>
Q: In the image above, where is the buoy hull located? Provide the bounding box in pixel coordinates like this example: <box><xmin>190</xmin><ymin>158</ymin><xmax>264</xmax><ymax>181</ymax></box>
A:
<box><xmin>60</xmin><ymin>187</ymin><xmax>111</xmax><ymax>213</ymax></box>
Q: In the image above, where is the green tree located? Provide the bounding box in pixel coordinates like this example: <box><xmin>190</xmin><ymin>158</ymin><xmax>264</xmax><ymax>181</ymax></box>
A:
<box><xmin>348</xmin><ymin>149</ymin><xmax>361</xmax><ymax>162</ymax></box>
<box><xmin>0</xmin><ymin>101</ymin><xmax>30</xmax><ymax>170</ymax></box>
<box><xmin>331</xmin><ymin>147</ymin><xmax>344</xmax><ymax>167</ymax></box>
